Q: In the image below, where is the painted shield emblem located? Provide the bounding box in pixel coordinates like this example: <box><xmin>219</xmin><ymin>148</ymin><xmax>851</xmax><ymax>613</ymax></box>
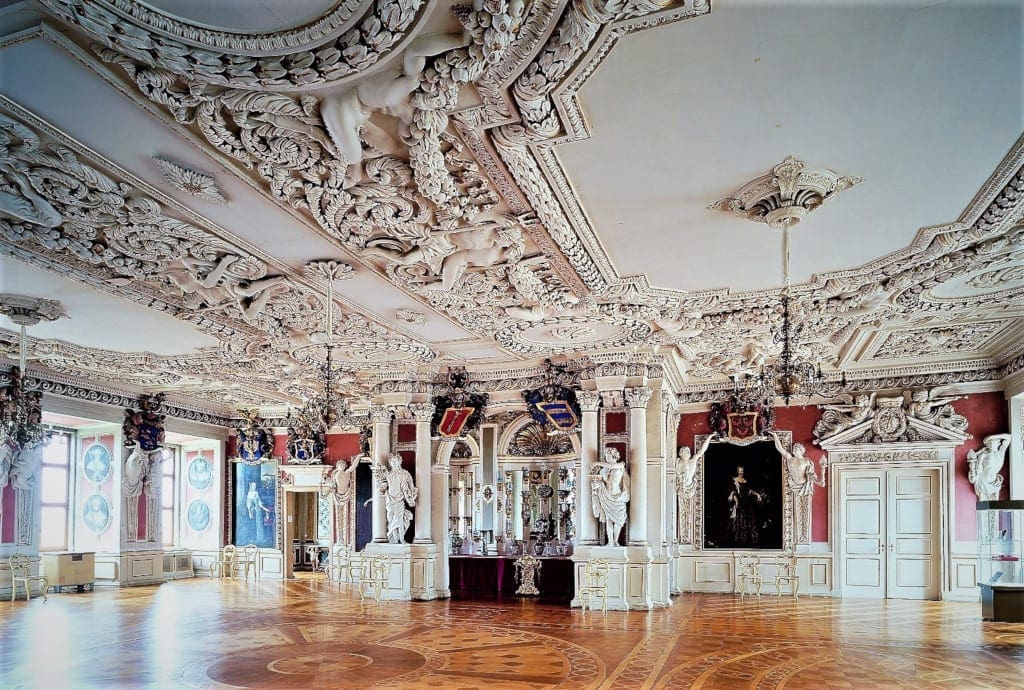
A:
<box><xmin>138</xmin><ymin>422</ymin><xmax>162</xmax><ymax>451</ymax></box>
<box><xmin>438</xmin><ymin>407</ymin><xmax>474</xmax><ymax>438</ymax></box>
<box><xmin>537</xmin><ymin>400</ymin><xmax>578</xmax><ymax>431</ymax></box>
<box><xmin>727</xmin><ymin>412</ymin><xmax>759</xmax><ymax>441</ymax></box>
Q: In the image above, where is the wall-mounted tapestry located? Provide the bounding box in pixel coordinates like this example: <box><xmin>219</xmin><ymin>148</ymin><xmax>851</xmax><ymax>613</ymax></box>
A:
<box><xmin>701</xmin><ymin>440</ymin><xmax>783</xmax><ymax>549</ymax></box>
<box><xmin>233</xmin><ymin>460</ymin><xmax>279</xmax><ymax>548</ymax></box>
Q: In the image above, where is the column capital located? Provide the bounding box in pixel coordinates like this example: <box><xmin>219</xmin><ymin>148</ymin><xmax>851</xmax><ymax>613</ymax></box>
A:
<box><xmin>576</xmin><ymin>389</ymin><xmax>602</xmax><ymax>413</ymax></box>
<box><xmin>369</xmin><ymin>405</ymin><xmax>393</xmax><ymax>425</ymax></box>
<box><xmin>624</xmin><ymin>386</ymin><xmax>652</xmax><ymax>409</ymax></box>
<box><xmin>407</xmin><ymin>402</ymin><xmax>435</xmax><ymax>422</ymax></box>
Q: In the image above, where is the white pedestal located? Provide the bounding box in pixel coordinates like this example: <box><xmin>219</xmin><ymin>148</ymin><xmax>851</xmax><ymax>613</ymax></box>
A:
<box><xmin>571</xmin><ymin>545</ymin><xmax>661</xmax><ymax>610</ymax></box>
<box><xmin>409</xmin><ymin>543</ymin><xmax>439</xmax><ymax>600</ymax></box>
<box><xmin>363</xmin><ymin>542</ymin><xmax>412</xmax><ymax>601</ymax></box>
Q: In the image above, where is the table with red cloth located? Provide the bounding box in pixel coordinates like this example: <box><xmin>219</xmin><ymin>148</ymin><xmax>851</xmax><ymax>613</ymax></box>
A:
<box><xmin>449</xmin><ymin>556</ymin><xmax>574</xmax><ymax>603</ymax></box>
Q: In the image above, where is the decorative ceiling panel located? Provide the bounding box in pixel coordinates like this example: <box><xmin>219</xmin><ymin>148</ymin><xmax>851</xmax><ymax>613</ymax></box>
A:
<box><xmin>0</xmin><ymin>0</ymin><xmax>1021</xmax><ymax>417</ymax></box>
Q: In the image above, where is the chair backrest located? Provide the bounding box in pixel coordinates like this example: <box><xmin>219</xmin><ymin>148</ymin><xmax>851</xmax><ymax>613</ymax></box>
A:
<box><xmin>368</xmin><ymin>555</ymin><xmax>392</xmax><ymax>579</ymax></box>
<box><xmin>8</xmin><ymin>552</ymin><xmax>30</xmax><ymax>575</ymax></box>
<box><xmin>221</xmin><ymin>544</ymin><xmax>237</xmax><ymax>561</ymax></box>
<box><xmin>243</xmin><ymin>544</ymin><xmax>258</xmax><ymax>560</ymax></box>
<box><xmin>333</xmin><ymin>543</ymin><xmax>350</xmax><ymax>562</ymax></box>
<box><xmin>584</xmin><ymin>558</ymin><xmax>609</xmax><ymax>587</ymax></box>
<box><xmin>775</xmin><ymin>551</ymin><xmax>796</xmax><ymax>576</ymax></box>
<box><xmin>737</xmin><ymin>552</ymin><xmax>761</xmax><ymax>576</ymax></box>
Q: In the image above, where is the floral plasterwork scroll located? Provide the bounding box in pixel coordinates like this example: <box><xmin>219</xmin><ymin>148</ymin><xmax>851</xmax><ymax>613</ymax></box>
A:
<box><xmin>152</xmin><ymin>157</ymin><xmax>227</xmax><ymax>205</ymax></box>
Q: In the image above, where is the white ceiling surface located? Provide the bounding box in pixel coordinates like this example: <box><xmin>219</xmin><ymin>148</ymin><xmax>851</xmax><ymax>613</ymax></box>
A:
<box><xmin>560</xmin><ymin>1</ymin><xmax>1023</xmax><ymax>294</ymax></box>
<box><xmin>0</xmin><ymin>33</ymin><xmax>478</xmax><ymax>344</ymax></box>
<box><xmin>0</xmin><ymin>255</ymin><xmax>220</xmax><ymax>354</ymax></box>
<box><xmin>143</xmin><ymin>0</ymin><xmax>338</xmax><ymax>33</ymax></box>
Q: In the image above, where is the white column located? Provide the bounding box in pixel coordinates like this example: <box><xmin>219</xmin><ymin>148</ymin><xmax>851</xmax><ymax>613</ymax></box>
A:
<box><xmin>577</xmin><ymin>390</ymin><xmax>601</xmax><ymax>545</ymax></box>
<box><xmin>431</xmin><ymin>453</ymin><xmax>451</xmax><ymax>596</ymax></box>
<box><xmin>409</xmin><ymin>402</ymin><xmax>435</xmax><ymax>543</ymax></box>
<box><xmin>370</xmin><ymin>406</ymin><xmax>392</xmax><ymax>544</ymax></box>
<box><xmin>626</xmin><ymin>386</ymin><xmax>652</xmax><ymax>546</ymax></box>
<box><xmin>664</xmin><ymin>401</ymin><xmax>681</xmax><ymax>544</ymax></box>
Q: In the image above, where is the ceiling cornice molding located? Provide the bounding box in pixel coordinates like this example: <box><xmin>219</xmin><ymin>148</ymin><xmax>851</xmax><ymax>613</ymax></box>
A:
<box><xmin>36</xmin><ymin>0</ymin><xmax>431</xmax><ymax>89</ymax></box>
<box><xmin>1</xmin><ymin>362</ymin><xmax>234</xmax><ymax>427</ymax></box>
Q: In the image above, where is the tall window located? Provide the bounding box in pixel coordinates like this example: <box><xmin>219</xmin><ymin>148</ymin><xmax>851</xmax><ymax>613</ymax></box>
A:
<box><xmin>161</xmin><ymin>447</ymin><xmax>178</xmax><ymax>547</ymax></box>
<box><xmin>39</xmin><ymin>431</ymin><xmax>73</xmax><ymax>551</ymax></box>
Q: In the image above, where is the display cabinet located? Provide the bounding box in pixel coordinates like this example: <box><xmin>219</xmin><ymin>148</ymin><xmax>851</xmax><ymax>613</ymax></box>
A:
<box><xmin>977</xmin><ymin>500</ymin><xmax>1024</xmax><ymax>622</ymax></box>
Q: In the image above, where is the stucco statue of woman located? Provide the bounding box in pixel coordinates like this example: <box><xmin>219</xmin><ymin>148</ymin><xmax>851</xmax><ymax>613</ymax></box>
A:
<box><xmin>772</xmin><ymin>431</ymin><xmax>826</xmax><ymax>545</ymax></box>
<box><xmin>967</xmin><ymin>434</ymin><xmax>1012</xmax><ymax>501</ymax></box>
<box><xmin>676</xmin><ymin>434</ymin><xmax>715</xmax><ymax>544</ymax></box>
<box><xmin>380</xmin><ymin>453</ymin><xmax>418</xmax><ymax>544</ymax></box>
<box><xmin>591</xmin><ymin>447</ymin><xmax>630</xmax><ymax>546</ymax></box>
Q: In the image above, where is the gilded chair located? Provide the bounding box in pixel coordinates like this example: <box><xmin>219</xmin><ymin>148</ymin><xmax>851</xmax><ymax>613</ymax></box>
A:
<box><xmin>358</xmin><ymin>555</ymin><xmax>393</xmax><ymax>604</ymax></box>
<box><xmin>235</xmin><ymin>544</ymin><xmax>258</xmax><ymax>581</ymax></box>
<box><xmin>210</xmin><ymin>545</ymin><xmax>237</xmax><ymax>579</ymax></box>
<box><xmin>578</xmin><ymin>558</ymin><xmax>609</xmax><ymax>612</ymax></box>
<box><xmin>330</xmin><ymin>544</ymin><xmax>352</xmax><ymax>583</ymax></box>
<box><xmin>774</xmin><ymin>551</ymin><xmax>800</xmax><ymax>600</ymax></box>
<box><xmin>9</xmin><ymin>553</ymin><xmax>48</xmax><ymax>602</ymax></box>
<box><xmin>736</xmin><ymin>552</ymin><xmax>763</xmax><ymax>598</ymax></box>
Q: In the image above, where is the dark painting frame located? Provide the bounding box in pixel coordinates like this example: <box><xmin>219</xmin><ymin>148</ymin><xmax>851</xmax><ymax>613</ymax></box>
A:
<box><xmin>700</xmin><ymin>439</ymin><xmax>783</xmax><ymax>550</ymax></box>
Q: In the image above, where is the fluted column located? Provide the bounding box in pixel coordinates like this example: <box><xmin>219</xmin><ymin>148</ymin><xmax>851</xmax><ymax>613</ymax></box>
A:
<box><xmin>625</xmin><ymin>386</ymin><xmax>652</xmax><ymax>546</ymax></box>
<box><xmin>370</xmin><ymin>405</ymin><xmax>392</xmax><ymax>543</ymax></box>
<box><xmin>576</xmin><ymin>390</ymin><xmax>601</xmax><ymax>545</ymax></box>
<box><xmin>409</xmin><ymin>402</ymin><xmax>435</xmax><ymax>543</ymax></box>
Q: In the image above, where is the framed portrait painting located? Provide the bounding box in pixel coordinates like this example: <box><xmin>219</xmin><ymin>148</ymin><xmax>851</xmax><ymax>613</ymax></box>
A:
<box><xmin>699</xmin><ymin>438</ymin><xmax>784</xmax><ymax>550</ymax></box>
<box><xmin>232</xmin><ymin>460</ymin><xmax>280</xmax><ymax>549</ymax></box>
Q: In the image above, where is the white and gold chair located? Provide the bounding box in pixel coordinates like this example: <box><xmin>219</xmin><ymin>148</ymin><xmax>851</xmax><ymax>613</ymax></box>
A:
<box><xmin>578</xmin><ymin>558</ymin><xmax>609</xmax><ymax>612</ymax></box>
<box><xmin>210</xmin><ymin>545</ymin><xmax>237</xmax><ymax>579</ymax></box>
<box><xmin>358</xmin><ymin>555</ymin><xmax>393</xmax><ymax>604</ymax></box>
<box><xmin>330</xmin><ymin>544</ymin><xmax>352</xmax><ymax>583</ymax></box>
<box><xmin>235</xmin><ymin>544</ymin><xmax>258</xmax><ymax>581</ymax></box>
<box><xmin>9</xmin><ymin>553</ymin><xmax>48</xmax><ymax>602</ymax></box>
<box><xmin>774</xmin><ymin>551</ymin><xmax>799</xmax><ymax>600</ymax></box>
<box><xmin>736</xmin><ymin>552</ymin><xmax>763</xmax><ymax>598</ymax></box>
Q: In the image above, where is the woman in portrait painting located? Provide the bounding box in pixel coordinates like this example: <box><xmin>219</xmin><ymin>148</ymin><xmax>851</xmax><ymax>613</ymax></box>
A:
<box><xmin>727</xmin><ymin>465</ymin><xmax>766</xmax><ymax>546</ymax></box>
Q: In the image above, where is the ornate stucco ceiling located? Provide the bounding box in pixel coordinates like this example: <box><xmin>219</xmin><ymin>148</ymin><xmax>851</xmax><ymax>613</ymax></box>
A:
<box><xmin>0</xmin><ymin>0</ymin><xmax>1022</xmax><ymax>417</ymax></box>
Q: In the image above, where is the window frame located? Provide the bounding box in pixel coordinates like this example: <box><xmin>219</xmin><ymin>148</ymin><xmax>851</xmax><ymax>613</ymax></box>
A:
<box><xmin>38</xmin><ymin>428</ymin><xmax>76</xmax><ymax>552</ymax></box>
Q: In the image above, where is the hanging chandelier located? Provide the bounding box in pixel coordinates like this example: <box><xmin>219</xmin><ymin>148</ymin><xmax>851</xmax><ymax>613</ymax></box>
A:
<box><xmin>710</xmin><ymin>156</ymin><xmax>858</xmax><ymax>407</ymax></box>
<box><xmin>0</xmin><ymin>294</ymin><xmax>66</xmax><ymax>448</ymax></box>
<box><xmin>737</xmin><ymin>225</ymin><xmax>828</xmax><ymax>405</ymax></box>
<box><xmin>285</xmin><ymin>261</ymin><xmax>356</xmax><ymax>463</ymax></box>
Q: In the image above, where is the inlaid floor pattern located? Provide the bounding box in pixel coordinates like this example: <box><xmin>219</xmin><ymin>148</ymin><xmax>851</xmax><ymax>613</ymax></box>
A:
<box><xmin>2</xmin><ymin>578</ymin><xmax>1022</xmax><ymax>688</ymax></box>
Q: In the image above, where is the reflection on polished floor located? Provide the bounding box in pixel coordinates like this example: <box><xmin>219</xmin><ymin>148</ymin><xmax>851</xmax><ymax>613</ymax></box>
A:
<box><xmin>2</xmin><ymin>578</ymin><xmax>1022</xmax><ymax>689</ymax></box>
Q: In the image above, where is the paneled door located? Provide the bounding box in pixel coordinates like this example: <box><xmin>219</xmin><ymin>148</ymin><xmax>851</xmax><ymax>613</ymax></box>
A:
<box><xmin>839</xmin><ymin>468</ymin><xmax>940</xmax><ymax>600</ymax></box>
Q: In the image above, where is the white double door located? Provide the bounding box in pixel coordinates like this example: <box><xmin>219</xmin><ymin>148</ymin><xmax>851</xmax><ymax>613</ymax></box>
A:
<box><xmin>839</xmin><ymin>467</ymin><xmax>941</xmax><ymax>599</ymax></box>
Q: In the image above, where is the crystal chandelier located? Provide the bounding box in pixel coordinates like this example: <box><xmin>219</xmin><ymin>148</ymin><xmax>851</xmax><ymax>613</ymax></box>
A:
<box><xmin>732</xmin><ymin>225</ymin><xmax>838</xmax><ymax>406</ymax></box>
<box><xmin>287</xmin><ymin>261</ymin><xmax>356</xmax><ymax>454</ymax></box>
<box><xmin>0</xmin><ymin>294</ymin><xmax>66</xmax><ymax>448</ymax></box>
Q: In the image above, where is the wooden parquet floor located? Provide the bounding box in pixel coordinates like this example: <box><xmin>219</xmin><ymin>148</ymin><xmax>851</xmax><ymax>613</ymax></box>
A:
<box><xmin>2</xmin><ymin>578</ymin><xmax>1022</xmax><ymax>689</ymax></box>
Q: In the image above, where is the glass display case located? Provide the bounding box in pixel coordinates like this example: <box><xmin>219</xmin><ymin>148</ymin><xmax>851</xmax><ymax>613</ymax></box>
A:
<box><xmin>976</xmin><ymin>500</ymin><xmax>1024</xmax><ymax>622</ymax></box>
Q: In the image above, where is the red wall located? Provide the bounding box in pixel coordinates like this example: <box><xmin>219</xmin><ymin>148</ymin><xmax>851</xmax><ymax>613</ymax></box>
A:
<box><xmin>677</xmin><ymin>392</ymin><xmax>1010</xmax><ymax>545</ymax></box>
<box><xmin>228</xmin><ymin>432</ymin><xmax>362</xmax><ymax>470</ymax></box>
<box><xmin>952</xmin><ymin>392</ymin><xmax>1008</xmax><ymax>541</ymax></box>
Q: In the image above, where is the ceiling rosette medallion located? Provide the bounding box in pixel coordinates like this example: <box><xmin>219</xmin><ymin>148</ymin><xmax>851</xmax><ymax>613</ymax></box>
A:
<box><xmin>708</xmin><ymin>156</ymin><xmax>862</xmax><ymax>229</ymax></box>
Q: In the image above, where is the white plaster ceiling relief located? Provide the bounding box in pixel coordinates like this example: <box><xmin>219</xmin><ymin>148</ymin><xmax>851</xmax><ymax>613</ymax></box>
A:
<box><xmin>495</xmin><ymin>315</ymin><xmax>651</xmax><ymax>355</ymax></box>
<box><xmin>152</xmin><ymin>157</ymin><xmax>227</xmax><ymax>205</ymax></box>
<box><xmin>866</xmin><ymin>320</ymin><xmax>1013</xmax><ymax>363</ymax></box>
<box><xmin>708</xmin><ymin>156</ymin><xmax>862</xmax><ymax>230</ymax></box>
<box><xmin>395</xmin><ymin>308</ymin><xmax>426</xmax><ymax>325</ymax></box>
